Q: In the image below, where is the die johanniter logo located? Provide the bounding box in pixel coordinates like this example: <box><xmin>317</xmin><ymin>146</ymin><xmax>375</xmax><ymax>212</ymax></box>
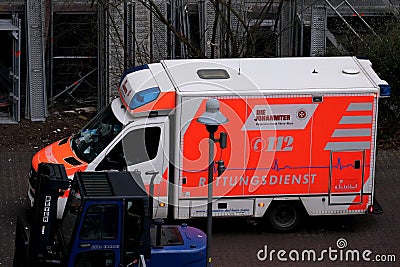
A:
<box><xmin>296</xmin><ymin>109</ymin><xmax>307</xmax><ymax>120</ymax></box>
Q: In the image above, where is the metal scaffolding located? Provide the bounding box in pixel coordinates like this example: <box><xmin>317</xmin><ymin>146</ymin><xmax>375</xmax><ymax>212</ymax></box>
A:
<box><xmin>0</xmin><ymin>14</ymin><xmax>21</xmax><ymax>124</ymax></box>
<box><xmin>98</xmin><ymin>1</ymin><xmax>109</xmax><ymax>110</ymax></box>
<box><xmin>18</xmin><ymin>0</ymin><xmax>400</xmax><ymax>116</ymax></box>
<box><xmin>279</xmin><ymin>0</ymin><xmax>296</xmax><ymax>57</ymax></box>
<box><xmin>26</xmin><ymin>0</ymin><xmax>47</xmax><ymax>121</ymax></box>
<box><xmin>310</xmin><ymin>5</ymin><xmax>327</xmax><ymax>57</ymax></box>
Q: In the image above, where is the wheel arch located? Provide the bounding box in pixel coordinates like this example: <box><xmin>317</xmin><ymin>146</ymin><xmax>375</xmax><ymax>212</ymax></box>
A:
<box><xmin>264</xmin><ymin>198</ymin><xmax>307</xmax><ymax>232</ymax></box>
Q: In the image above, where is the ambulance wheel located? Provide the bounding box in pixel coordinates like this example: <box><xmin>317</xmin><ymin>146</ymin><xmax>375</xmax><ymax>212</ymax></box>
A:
<box><xmin>268</xmin><ymin>202</ymin><xmax>300</xmax><ymax>232</ymax></box>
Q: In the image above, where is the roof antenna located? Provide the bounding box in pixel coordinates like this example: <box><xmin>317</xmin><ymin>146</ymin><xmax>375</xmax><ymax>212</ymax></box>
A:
<box><xmin>238</xmin><ymin>60</ymin><xmax>241</xmax><ymax>75</ymax></box>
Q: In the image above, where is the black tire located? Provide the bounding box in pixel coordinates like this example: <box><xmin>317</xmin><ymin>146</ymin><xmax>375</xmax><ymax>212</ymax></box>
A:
<box><xmin>268</xmin><ymin>202</ymin><xmax>300</xmax><ymax>232</ymax></box>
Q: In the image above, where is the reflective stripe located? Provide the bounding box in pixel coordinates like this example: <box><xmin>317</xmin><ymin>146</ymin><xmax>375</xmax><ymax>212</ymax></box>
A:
<box><xmin>332</xmin><ymin>128</ymin><xmax>371</xmax><ymax>137</ymax></box>
<box><xmin>324</xmin><ymin>141</ymin><xmax>370</xmax><ymax>151</ymax></box>
<box><xmin>346</xmin><ymin>103</ymin><xmax>373</xmax><ymax>111</ymax></box>
<box><xmin>45</xmin><ymin>146</ymin><xmax>57</xmax><ymax>163</ymax></box>
<box><xmin>339</xmin><ymin>116</ymin><xmax>372</xmax><ymax>124</ymax></box>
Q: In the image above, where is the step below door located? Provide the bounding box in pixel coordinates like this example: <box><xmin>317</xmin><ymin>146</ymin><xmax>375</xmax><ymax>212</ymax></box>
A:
<box><xmin>329</xmin><ymin>150</ymin><xmax>365</xmax><ymax>205</ymax></box>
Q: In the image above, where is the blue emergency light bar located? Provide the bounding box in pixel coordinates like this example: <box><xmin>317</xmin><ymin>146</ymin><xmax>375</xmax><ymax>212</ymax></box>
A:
<box><xmin>129</xmin><ymin>87</ymin><xmax>161</xmax><ymax>110</ymax></box>
<box><xmin>379</xmin><ymin>84</ymin><xmax>391</xmax><ymax>97</ymax></box>
<box><xmin>119</xmin><ymin>64</ymin><xmax>149</xmax><ymax>86</ymax></box>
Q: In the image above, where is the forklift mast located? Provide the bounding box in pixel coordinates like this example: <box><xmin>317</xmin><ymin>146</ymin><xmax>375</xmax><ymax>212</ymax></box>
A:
<box><xmin>29</xmin><ymin>163</ymin><xmax>69</xmax><ymax>264</ymax></box>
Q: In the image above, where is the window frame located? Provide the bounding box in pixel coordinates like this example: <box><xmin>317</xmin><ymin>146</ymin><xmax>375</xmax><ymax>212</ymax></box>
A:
<box><xmin>122</xmin><ymin>126</ymin><xmax>162</xmax><ymax>166</ymax></box>
<box><xmin>79</xmin><ymin>204</ymin><xmax>119</xmax><ymax>240</ymax></box>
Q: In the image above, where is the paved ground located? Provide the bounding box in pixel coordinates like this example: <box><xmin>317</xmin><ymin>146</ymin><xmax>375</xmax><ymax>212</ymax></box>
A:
<box><xmin>0</xmin><ymin>150</ymin><xmax>399</xmax><ymax>266</ymax></box>
<box><xmin>0</xmin><ymin>151</ymin><xmax>33</xmax><ymax>266</ymax></box>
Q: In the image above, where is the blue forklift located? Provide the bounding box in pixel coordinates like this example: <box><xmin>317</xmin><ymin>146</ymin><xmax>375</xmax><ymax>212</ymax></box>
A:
<box><xmin>14</xmin><ymin>163</ymin><xmax>206</xmax><ymax>267</ymax></box>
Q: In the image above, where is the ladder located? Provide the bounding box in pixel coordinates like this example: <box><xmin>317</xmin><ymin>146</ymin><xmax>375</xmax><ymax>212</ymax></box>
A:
<box><xmin>26</xmin><ymin>0</ymin><xmax>47</xmax><ymax>121</ymax></box>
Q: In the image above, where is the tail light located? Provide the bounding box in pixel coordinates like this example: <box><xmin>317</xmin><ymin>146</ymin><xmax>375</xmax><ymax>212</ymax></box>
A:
<box><xmin>368</xmin><ymin>205</ymin><xmax>374</xmax><ymax>214</ymax></box>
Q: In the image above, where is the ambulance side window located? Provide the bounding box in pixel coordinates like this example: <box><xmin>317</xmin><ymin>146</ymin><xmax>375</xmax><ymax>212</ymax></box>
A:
<box><xmin>123</xmin><ymin>127</ymin><xmax>161</xmax><ymax>166</ymax></box>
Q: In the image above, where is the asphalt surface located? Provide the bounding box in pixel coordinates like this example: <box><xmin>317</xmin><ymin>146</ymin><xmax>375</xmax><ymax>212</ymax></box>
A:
<box><xmin>0</xmin><ymin>150</ymin><xmax>399</xmax><ymax>266</ymax></box>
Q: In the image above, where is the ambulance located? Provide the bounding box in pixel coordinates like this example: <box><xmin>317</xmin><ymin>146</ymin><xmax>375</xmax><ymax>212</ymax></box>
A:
<box><xmin>28</xmin><ymin>57</ymin><xmax>390</xmax><ymax>231</ymax></box>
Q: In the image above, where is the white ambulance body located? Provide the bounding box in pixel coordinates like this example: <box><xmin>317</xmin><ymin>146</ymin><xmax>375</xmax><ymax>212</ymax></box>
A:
<box><xmin>29</xmin><ymin>57</ymin><xmax>389</xmax><ymax>230</ymax></box>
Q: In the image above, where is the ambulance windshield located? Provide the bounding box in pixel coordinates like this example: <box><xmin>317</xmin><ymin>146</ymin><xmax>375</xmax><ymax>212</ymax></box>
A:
<box><xmin>72</xmin><ymin>104</ymin><xmax>123</xmax><ymax>163</ymax></box>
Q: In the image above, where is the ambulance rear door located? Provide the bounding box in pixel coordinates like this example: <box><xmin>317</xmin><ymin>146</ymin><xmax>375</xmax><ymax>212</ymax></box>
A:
<box><xmin>329</xmin><ymin>149</ymin><xmax>365</xmax><ymax>205</ymax></box>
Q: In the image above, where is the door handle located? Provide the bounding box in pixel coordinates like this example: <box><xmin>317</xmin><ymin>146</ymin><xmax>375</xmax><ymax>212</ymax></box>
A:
<box><xmin>145</xmin><ymin>170</ymin><xmax>159</xmax><ymax>176</ymax></box>
<box><xmin>354</xmin><ymin>160</ymin><xmax>361</xmax><ymax>169</ymax></box>
<box><xmin>145</xmin><ymin>170</ymin><xmax>159</xmax><ymax>185</ymax></box>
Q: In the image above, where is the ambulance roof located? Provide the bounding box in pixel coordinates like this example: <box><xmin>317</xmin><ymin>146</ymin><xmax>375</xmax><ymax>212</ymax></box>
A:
<box><xmin>156</xmin><ymin>57</ymin><xmax>383</xmax><ymax>94</ymax></box>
